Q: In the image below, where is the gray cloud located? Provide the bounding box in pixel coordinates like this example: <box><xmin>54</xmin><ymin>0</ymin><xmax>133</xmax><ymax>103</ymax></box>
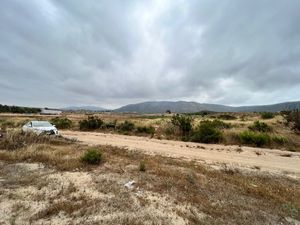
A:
<box><xmin>0</xmin><ymin>0</ymin><xmax>299</xmax><ymax>108</ymax></box>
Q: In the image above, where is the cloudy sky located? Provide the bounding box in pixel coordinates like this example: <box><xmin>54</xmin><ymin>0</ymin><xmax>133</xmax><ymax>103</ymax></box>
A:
<box><xmin>1</xmin><ymin>0</ymin><xmax>300</xmax><ymax>109</ymax></box>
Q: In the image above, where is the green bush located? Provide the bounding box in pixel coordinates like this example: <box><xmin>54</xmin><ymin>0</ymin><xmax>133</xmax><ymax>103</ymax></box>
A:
<box><xmin>260</xmin><ymin>112</ymin><xmax>275</xmax><ymax>119</ymax></box>
<box><xmin>217</xmin><ymin>114</ymin><xmax>237</xmax><ymax>120</ymax></box>
<box><xmin>139</xmin><ymin>160</ymin><xmax>146</xmax><ymax>172</ymax></box>
<box><xmin>79</xmin><ymin>116</ymin><xmax>103</xmax><ymax>130</ymax></box>
<box><xmin>104</xmin><ymin>120</ymin><xmax>117</xmax><ymax>129</ymax></box>
<box><xmin>0</xmin><ymin>120</ymin><xmax>15</xmax><ymax>129</ymax></box>
<box><xmin>118</xmin><ymin>120</ymin><xmax>135</xmax><ymax>132</ymax></box>
<box><xmin>164</xmin><ymin>125</ymin><xmax>176</xmax><ymax>136</ymax></box>
<box><xmin>136</xmin><ymin>126</ymin><xmax>155</xmax><ymax>135</ymax></box>
<box><xmin>208</xmin><ymin>119</ymin><xmax>231</xmax><ymax>129</ymax></box>
<box><xmin>51</xmin><ymin>117</ymin><xmax>72</xmax><ymax>129</ymax></box>
<box><xmin>171</xmin><ymin>114</ymin><xmax>193</xmax><ymax>137</ymax></box>
<box><xmin>272</xmin><ymin>136</ymin><xmax>287</xmax><ymax>145</ymax></box>
<box><xmin>285</xmin><ymin>110</ymin><xmax>300</xmax><ymax>132</ymax></box>
<box><xmin>185</xmin><ymin>111</ymin><xmax>214</xmax><ymax>116</ymax></box>
<box><xmin>238</xmin><ymin>131</ymin><xmax>270</xmax><ymax>147</ymax></box>
<box><xmin>248</xmin><ymin>121</ymin><xmax>272</xmax><ymax>132</ymax></box>
<box><xmin>81</xmin><ymin>149</ymin><xmax>102</xmax><ymax>164</ymax></box>
<box><xmin>191</xmin><ymin>122</ymin><xmax>223</xmax><ymax>143</ymax></box>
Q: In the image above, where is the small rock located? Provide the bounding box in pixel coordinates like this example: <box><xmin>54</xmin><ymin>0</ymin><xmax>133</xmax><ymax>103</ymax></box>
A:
<box><xmin>124</xmin><ymin>180</ymin><xmax>135</xmax><ymax>189</ymax></box>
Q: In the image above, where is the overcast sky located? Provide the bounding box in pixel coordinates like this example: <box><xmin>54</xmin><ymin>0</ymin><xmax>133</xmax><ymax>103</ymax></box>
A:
<box><xmin>1</xmin><ymin>0</ymin><xmax>300</xmax><ymax>109</ymax></box>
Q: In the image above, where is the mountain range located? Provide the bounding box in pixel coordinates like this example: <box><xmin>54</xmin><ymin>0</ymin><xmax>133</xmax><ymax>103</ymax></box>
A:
<box><xmin>114</xmin><ymin>100</ymin><xmax>300</xmax><ymax>113</ymax></box>
<box><xmin>61</xmin><ymin>101</ymin><xmax>300</xmax><ymax>113</ymax></box>
<box><xmin>60</xmin><ymin>106</ymin><xmax>107</xmax><ymax>112</ymax></box>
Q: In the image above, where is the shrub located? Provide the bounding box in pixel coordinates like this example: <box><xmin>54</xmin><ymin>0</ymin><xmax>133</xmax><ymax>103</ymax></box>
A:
<box><xmin>260</xmin><ymin>112</ymin><xmax>275</xmax><ymax>119</ymax></box>
<box><xmin>185</xmin><ymin>111</ymin><xmax>214</xmax><ymax>116</ymax></box>
<box><xmin>217</xmin><ymin>114</ymin><xmax>237</xmax><ymax>120</ymax></box>
<box><xmin>0</xmin><ymin>131</ymin><xmax>70</xmax><ymax>151</ymax></box>
<box><xmin>79</xmin><ymin>116</ymin><xmax>103</xmax><ymax>130</ymax></box>
<box><xmin>238</xmin><ymin>131</ymin><xmax>270</xmax><ymax>147</ymax></box>
<box><xmin>118</xmin><ymin>120</ymin><xmax>135</xmax><ymax>132</ymax></box>
<box><xmin>51</xmin><ymin>117</ymin><xmax>72</xmax><ymax>129</ymax></box>
<box><xmin>208</xmin><ymin>119</ymin><xmax>231</xmax><ymax>129</ymax></box>
<box><xmin>164</xmin><ymin>124</ymin><xmax>176</xmax><ymax>136</ymax></box>
<box><xmin>136</xmin><ymin>126</ymin><xmax>155</xmax><ymax>135</ymax></box>
<box><xmin>285</xmin><ymin>110</ymin><xmax>300</xmax><ymax>132</ymax></box>
<box><xmin>139</xmin><ymin>160</ymin><xmax>146</xmax><ymax>172</ymax></box>
<box><xmin>104</xmin><ymin>120</ymin><xmax>117</xmax><ymax>129</ymax></box>
<box><xmin>272</xmin><ymin>136</ymin><xmax>287</xmax><ymax>145</ymax></box>
<box><xmin>248</xmin><ymin>121</ymin><xmax>272</xmax><ymax>132</ymax></box>
<box><xmin>81</xmin><ymin>149</ymin><xmax>102</xmax><ymax>164</ymax></box>
<box><xmin>191</xmin><ymin>122</ymin><xmax>223</xmax><ymax>143</ymax></box>
<box><xmin>0</xmin><ymin>120</ymin><xmax>15</xmax><ymax>129</ymax></box>
<box><xmin>171</xmin><ymin>114</ymin><xmax>193</xmax><ymax>137</ymax></box>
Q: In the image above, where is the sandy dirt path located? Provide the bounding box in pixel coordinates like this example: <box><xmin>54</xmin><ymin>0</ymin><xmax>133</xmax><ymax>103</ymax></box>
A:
<box><xmin>62</xmin><ymin>131</ymin><xmax>300</xmax><ymax>178</ymax></box>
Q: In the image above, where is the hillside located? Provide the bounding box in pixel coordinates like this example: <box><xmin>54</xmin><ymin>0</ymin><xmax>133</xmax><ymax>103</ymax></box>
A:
<box><xmin>114</xmin><ymin>101</ymin><xmax>300</xmax><ymax>113</ymax></box>
<box><xmin>61</xmin><ymin>106</ymin><xmax>107</xmax><ymax>112</ymax></box>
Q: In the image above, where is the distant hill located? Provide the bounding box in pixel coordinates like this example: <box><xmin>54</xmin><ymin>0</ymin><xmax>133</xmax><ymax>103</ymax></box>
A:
<box><xmin>114</xmin><ymin>101</ymin><xmax>300</xmax><ymax>113</ymax></box>
<box><xmin>61</xmin><ymin>106</ymin><xmax>108</xmax><ymax>112</ymax></box>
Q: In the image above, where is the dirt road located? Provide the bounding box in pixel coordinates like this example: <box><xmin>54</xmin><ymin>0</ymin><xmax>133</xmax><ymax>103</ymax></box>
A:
<box><xmin>62</xmin><ymin>131</ymin><xmax>300</xmax><ymax>178</ymax></box>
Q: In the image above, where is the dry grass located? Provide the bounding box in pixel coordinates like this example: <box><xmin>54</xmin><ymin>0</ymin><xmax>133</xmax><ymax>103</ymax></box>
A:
<box><xmin>2</xmin><ymin>112</ymin><xmax>300</xmax><ymax>151</ymax></box>
<box><xmin>0</xmin><ymin>137</ymin><xmax>299</xmax><ymax>224</ymax></box>
<box><xmin>0</xmin><ymin>116</ymin><xmax>300</xmax><ymax>224</ymax></box>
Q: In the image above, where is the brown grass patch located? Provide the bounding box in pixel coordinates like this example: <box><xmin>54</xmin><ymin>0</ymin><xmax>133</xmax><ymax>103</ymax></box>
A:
<box><xmin>0</xmin><ymin>128</ymin><xmax>299</xmax><ymax>224</ymax></box>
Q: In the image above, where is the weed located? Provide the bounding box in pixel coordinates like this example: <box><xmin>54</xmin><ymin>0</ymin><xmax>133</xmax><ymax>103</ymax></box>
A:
<box><xmin>217</xmin><ymin>114</ymin><xmax>237</xmax><ymax>120</ymax></box>
<box><xmin>139</xmin><ymin>160</ymin><xmax>146</xmax><ymax>172</ymax></box>
<box><xmin>0</xmin><ymin>131</ymin><xmax>70</xmax><ymax>151</ymax></box>
<box><xmin>208</xmin><ymin>119</ymin><xmax>231</xmax><ymax>129</ymax></box>
<box><xmin>255</xmin><ymin>151</ymin><xmax>262</xmax><ymax>156</ymax></box>
<box><xmin>51</xmin><ymin>117</ymin><xmax>72</xmax><ymax>129</ymax></box>
<box><xmin>238</xmin><ymin>131</ymin><xmax>270</xmax><ymax>147</ymax></box>
<box><xmin>104</xmin><ymin>119</ymin><xmax>117</xmax><ymax>129</ymax></box>
<box><xmin>136</xmin><ymin>126</ymin><xmax>155</xmax><ymax>135</ymax></box>
<box><xmin>248</xmin><ymin>121</ymin><xmax>272</xmax><ymax>132</ymax></box>
<box><xmin>280</xmin><ymin>153</ymin><xmax>292</xmax><ymax>157</ymax></box>
<box><xmin>282</xmin><ymin>203</ymin><xmax>299</xmax><ymax>218</ymax></box>
<box><xmin>171</xmin><ymin>114</ymin><xmax>193</xmax><ymax>137</ymax></box>
<box><xmin>81</xmin><ymin>149</ymin><xmax>102</xmax><ymax>165</ymax></box>
<box><xmin>79</xmin><ymin>116</ymin><xmax>103</xmax><ymax>130</ymax></box>
<box><xmin>118</xmin><ymin>120</ymin><xmax>135</xmax><ymax>132</ymax></box>
<box><xmin>236</xmin><ymin>148</ymin><xmax>243</xmax><ymax>153</ymax></box>
<box><xmin>260</xmin><ymin>112</ymin><xmax>275</xmax><ymax>119</ymax></box>
<box><xmin>272</xmin><ymin>136</ymin><xmax>287</xmax><ymax>145</ymax></box>
<box><xmin>285</xmin><ymin>110</ymin><xmax>300</xmax><ymax>132</ymax></box>
<box><xmin>191</xmin><ymin>121</ymin><xmax>223</xmax><ymax>143</ymax></box>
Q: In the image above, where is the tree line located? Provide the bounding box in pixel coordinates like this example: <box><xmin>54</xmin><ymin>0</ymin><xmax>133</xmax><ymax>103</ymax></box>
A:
<box><xmin>0</xmin><ymin>104</ymin><xmax>41</xmax><ymax>114</ymax></box>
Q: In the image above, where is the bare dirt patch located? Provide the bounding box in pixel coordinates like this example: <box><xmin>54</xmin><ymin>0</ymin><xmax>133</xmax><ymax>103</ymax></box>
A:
<box><xmin>62</xmin><ymin>130</ymin><xmax>300</xmax><ymax>179</ymax></box>
<box><xmin>0</xmin><ymin>131</ymin><xmax>299</xmax><ymax>224</ymax></box>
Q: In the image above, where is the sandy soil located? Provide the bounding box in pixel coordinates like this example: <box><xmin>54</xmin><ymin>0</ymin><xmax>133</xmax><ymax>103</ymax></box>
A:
<box><xmin>62</xmin><ymin>131</ymin><xmax>300</xmax><ymax>178</ymax></box>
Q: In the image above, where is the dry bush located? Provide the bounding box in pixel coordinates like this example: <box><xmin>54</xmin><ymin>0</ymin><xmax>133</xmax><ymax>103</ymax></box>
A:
<box><xmin>139</xmin><ymin>160</ymin><xmax>146</xmax><ymax>172</ymax></box>
<box><xmin>51</xmin><ymin>117</ymin><xmax>73</xmax><ymax>129</ymax></box>
<box><xmin>285</xmin><ymin>110</ymin><xmax>300</xmax><ymax>133</ymax></box>
<box><xmin>81</xmin><ymin>148</ymin><xmax>103</xmax><ymax>164</ymax></box>
<box><xmin>261</xmin><ymin>112</ymin><xmax>276</xmax><ymax>119</ymax></box>
<box><xmin>0</xmin><ymin>144</ymin><xmax>84</xmax><ymax>171</ymax></box>
<box><xmin>171</xmin><ymin>114</ymin><xmax>193</xmax><ymax>138</ymax></box>
<box><xmin>0</xmin><ymin>130</ymin><xmax>71</xmax><ymax>151</ymax></box>
<box><xmin>79</xmin><ymin>116</ymin><xmax>103</xmax><ymax>130</ymax></box>
<box><xmin>248</xmin><ymin>121</ymin><xmax>272</xmax><ymax>132</ymax></box>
